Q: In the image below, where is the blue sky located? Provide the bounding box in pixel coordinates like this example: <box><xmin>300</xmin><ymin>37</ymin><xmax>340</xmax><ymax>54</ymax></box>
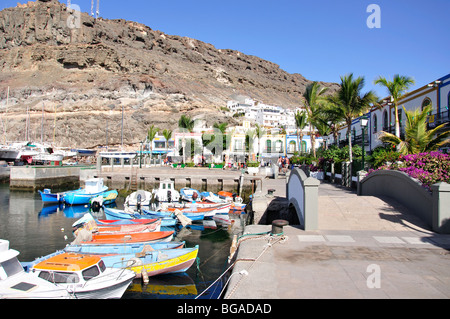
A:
<box><xmin>1</xmin><ymin>0</ymin><xmax>449</xmax><ymax>98</ymax></box>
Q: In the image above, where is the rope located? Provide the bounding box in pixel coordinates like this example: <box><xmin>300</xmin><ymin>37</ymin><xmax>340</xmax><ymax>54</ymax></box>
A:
<box><xmin>224</xmin><ymin>234</ymin><xmax>288</xmax><ymax>299</ymax></box>
<box><xmin>194</xmin><ymin>232</ymin><xmax>288</xmax><ymax>299</ymax></box>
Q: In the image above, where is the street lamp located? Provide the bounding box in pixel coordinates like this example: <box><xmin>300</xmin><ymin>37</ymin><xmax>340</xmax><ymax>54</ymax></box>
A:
<box><xmin>360</xmin><ymin>116</ymin><xmax>368</xmax><ymax>171</ymax></box>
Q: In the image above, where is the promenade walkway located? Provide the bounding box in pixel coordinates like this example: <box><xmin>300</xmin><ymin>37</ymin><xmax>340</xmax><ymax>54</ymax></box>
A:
<box><xmin>225</xmin><ymin>180</ymin><xmax>450</xmax><ymax>299</ymax></box>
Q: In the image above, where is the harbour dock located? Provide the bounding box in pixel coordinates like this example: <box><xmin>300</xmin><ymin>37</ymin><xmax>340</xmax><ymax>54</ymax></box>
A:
<box><xmin>225</xmin><ymin>178</ymin><xmax>450</xmax><ymax>299</ymax></box>
<box><xmin>7</xmin><ymin>164</ymin><xmax>257</xmax><ymax>195</ymax></box>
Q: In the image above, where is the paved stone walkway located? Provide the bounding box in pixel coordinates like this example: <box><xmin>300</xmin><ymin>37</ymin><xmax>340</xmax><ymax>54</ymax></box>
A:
<box><xmin>225</xmin><ymin>181</ymin><xmax>450</xmax><ymax>299</ymax></box>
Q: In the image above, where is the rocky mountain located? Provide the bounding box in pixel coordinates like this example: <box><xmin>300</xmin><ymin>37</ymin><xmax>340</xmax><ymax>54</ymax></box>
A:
<box><xmin>0</xmin><ymin>0</ymin><xmax>339</xmax><ymax>149</ymax></box>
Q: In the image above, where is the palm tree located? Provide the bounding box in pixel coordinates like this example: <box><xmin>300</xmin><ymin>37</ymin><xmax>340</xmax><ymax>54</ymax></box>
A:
<box><xmin>320</xmin><ymin>101</ymin><xmax>346</xmax><ymax>146</ymax></box>
<box><xmin>379</xmin><ymin>104</ymin><xmax>450</xmax><ymax>154</ymax></box>
<box><xmin>162</xmin><ymin>128</ymin><xmax>172</xmax><ymax>155</ymax></box>
<box><xmin>329</xmin><ymin>74</ymin><xmax>377</xmax><ymax>163</ymax></box>
<box><xmin>302</xmin><ymin>82</ymin><xmax>328</xmax><ymax>158</ymax></box>
<box><xmin>294</xmin><ymin>110</ymin><xmax>308</xmax><ymax>154</ymax></box>
<box><xmin>147</xmin><ymin>125</ymin><xmax>159</xmax><ymax>161</ymax></box>
<box><xmin>374</xmin><ymin>74</ymin><xmax>415</xmax><ymax>138</ymax></box>
<box><xmin>178</xmin><ymin>114</ymin><xmax>195</xmax><ymax>132</ymax></box>
<box><xmin>178</xmin><ymin>115</ymin><xmax>195</xmax><ymax>163</ymax></box>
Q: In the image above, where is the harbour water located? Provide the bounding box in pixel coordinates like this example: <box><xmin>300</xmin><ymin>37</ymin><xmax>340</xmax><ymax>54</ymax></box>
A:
<box><xmin>0</xmin><ymin>183</ymin><xmax>246</xmax><ymax>299</ymax></box>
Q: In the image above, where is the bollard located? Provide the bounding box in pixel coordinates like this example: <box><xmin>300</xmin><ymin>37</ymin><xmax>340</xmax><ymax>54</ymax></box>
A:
<box><xmin>271</xmin><ymin>219</ymin><xmax>289</xmax><ymax>235</ymax></box>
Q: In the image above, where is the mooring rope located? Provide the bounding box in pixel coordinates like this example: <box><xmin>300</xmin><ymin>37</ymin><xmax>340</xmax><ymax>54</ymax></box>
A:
<box><xmin>194</xmin><ymin>232</ymin><xmax>288</xmax><ymax>299</ymax></box>
<box><xmin>224</xmin><ymin>234</ymin><xmax>288</xmax><ymax>299</ymax></box>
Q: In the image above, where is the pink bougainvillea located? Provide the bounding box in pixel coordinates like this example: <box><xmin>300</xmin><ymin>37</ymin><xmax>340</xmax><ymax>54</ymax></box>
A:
<box><xmin>368</xmin><ymin>151</ymin><xmax>450</xmax><ymax>192</ymax></box>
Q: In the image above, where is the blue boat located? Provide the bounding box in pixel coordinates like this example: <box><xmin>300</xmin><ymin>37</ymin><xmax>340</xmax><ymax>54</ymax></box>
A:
<box><xmin>143</xmin><ymin>209</ymin><xmax>205</xmax><ymax>221</ymax></box>
<box><xmin>104</xmin><ymin>207</ymin><xmax>177</xmax><ymax>227</ymax></box>
<box><xmin>180</xmin><ymin>188</ymin><xmax>201</xmax><ymax>202</ymax></box>
<box><xmin>64</xmin><ymin>178</ymin><xmax>108</xmax><ymax>205</ymax></box>
<box><xmin>38</xmin><ymin>188</ymin><xmax>71</xmax><ymax>204</ymax></box>
<box><xmin>65</xmin><ymin>241</ymin><xmax>185</xmax><ymax>255</ymax></box>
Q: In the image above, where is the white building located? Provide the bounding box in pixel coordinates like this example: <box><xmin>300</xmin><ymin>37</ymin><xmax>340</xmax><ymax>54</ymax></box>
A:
<box><xmin>327</xmin><ymin>73</ymin><xmax>450</xmax><ymax>153</ymax></box>
<box><xmin>227</xmin><ymin>97</ymin><xmax>298</xmax><ymax>129</ymax></box>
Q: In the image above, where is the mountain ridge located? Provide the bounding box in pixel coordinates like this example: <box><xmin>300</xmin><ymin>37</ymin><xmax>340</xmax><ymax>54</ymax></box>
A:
<box><xmin>0</xmin><ymin>0</ymin><xmax>339</xmax><ymax>148</ymax></box>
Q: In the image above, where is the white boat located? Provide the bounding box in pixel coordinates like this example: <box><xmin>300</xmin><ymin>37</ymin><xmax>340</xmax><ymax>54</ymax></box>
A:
<box><xmin>25</xmin><ymin>251</ymin><xmax>135</xmax><ymax>299</ymax></box>
<box><xmin>125</xmin><ymin>190</ymin><xmax>152</xmax><ymax>209</ymax></box>
<box><xmin>0</xmin><ymin>145</ymin><xmax>20</xmax><ymax>162</ymax></box>
<box><xmin>152</xmin><ymin>179</ymin><xmax>180</xmax><ymax>203</ymax></box>
<box><xmin>0</xmin><ymin>239</ymin><xmax>71</xmax><ymax>299</ymax></box>
<box><xmin>53</xmin><ymin>147</ymin><xmax>77</xmax><ymax>159</ymax></box>
<box><xmin>14</xmin><ymin>142</ymin><xmax>64</xmax><ymax>163</ymax></box>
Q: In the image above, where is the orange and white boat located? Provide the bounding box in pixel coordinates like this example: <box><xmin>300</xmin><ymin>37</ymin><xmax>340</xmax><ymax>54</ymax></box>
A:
<box><xmin>27</xmin><ymin>252</ymin><xmax>135</xmax><ymax>299</ymax></box>
<box><xmin>75</xmin><ymin>231</ymin><xmax>174</xmax><ymax>246</ymax></box>
<box><xmin>94</xmin><ymin>219</ymin><xmax>161</xmax><ymax>234</ymax></box>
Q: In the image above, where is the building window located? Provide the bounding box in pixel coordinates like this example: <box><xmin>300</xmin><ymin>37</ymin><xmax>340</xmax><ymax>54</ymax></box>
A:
<box><xmin>289</xmin><ymin>141</ymin><xmax>296</xmax><ymax>153</ymax></box>
<box><xmin>373</xmin><ymin>114</ymin><xmax>378</xmax><ymax>133</ymax></box>
<box><xmin>266</xmin><ymin>140</ymin><xmax>272</xmax><ymax>153</ymax></box>
<box><xmin>422</xmin><ymin>97</ymin><xmax>432</xmax><ymax>112</ymax></box>
<box><xmin>301</xmin><ymin>141</ymin><xmax>307</xmax><ymax>153</ymax></box>
<box><xmin>383</xmin><ymin>110</ymin><xmax>388</xmax><ymax>131</ymax></box>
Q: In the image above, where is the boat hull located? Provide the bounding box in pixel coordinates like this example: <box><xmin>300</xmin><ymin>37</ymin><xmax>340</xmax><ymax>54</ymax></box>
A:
<box><xmin>103</xmin><ymin>208</ymin><xmax>177</xmax><ymax>227</ymax></box>
<box><xmin>79</xmin><ymin>231</ymin><xmax>174</xmax><ymax>245</ymax></box>
<box><xmin>71</xmin><ymin>276</ymin><xmax>134</xmax><ymax>299</ymax></box>
<box><xmin>64</xmin><ymin>186</ymin><xmax>109</xmax><ymax>205</ymax></box>
<box><xmin>65</xmin><ymin>242</ymin><xmax>185</xmax><ymax>255</ymax></box>
<box><xmin>101</xmin><ymin>246</ymin><xmax>199</xmax><ymax>278</ymax></box>
<box><xmin>39</xmin><ymin>190</ymin><xmax>64</xmax><ymax>203</ymax></box>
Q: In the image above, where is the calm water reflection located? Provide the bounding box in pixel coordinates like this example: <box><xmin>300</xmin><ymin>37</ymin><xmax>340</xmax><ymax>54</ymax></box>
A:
<box><xmin>0</xmin><ymin>183</ymin><xmax>244</xmax><ymax>299</ymax></box>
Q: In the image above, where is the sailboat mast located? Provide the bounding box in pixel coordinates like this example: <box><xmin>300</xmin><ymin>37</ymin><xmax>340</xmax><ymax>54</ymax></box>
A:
<box><xmin>41</xmin><ymin>102</ymin><xmax>44</xmax><ymax>143</ymax></box>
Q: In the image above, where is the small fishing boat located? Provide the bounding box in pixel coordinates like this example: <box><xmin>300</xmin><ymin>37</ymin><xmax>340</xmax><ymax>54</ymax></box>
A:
<box><xmin>167</xmin><ymin>203</ymin><xmax>232</xmax><ymax>218</ymax></box>
<box><xmin>180</xmin><ymin>188</ymin><xmax>201</xmax><ymax>202</ymax></box>
<box><xmin>25</xmin><ymin>252</ymin><xmax>135</xmax><ymax>299</ymax></box>
<box><xmin>143</xmin><ymin>209</ymin><xmax>205</xmax><ymax>222</ymax></box>
<box><xmin>65</xmin><ymin>241</ymin><xmax>185</xmax><ymax>255</ymax></box>
<box><xmin>38</xmin><ymin>188</ymin><xmax>69</xmax><ymax>204</ymax></box>
<box><xmin>94</xmin><ymin>220</ymin><xmax>161</xmax><ymax>234</ymax></box>
<box><xmin>200</xmin><ymin>191</ymin><xmax>227</xmax><ymax>204</ymax></box>
<box><xmin>72</xmin><ymin>230</ymin><xmax>175</xmax><ymax>246</ymax></box>
<box><xmin>0</xmin><ymin>240</ymin><xmax>71</xmax><ymax>299</ymax></box>
<box><xmin>218</xmin><ymin>191</ymin><xmax>244</xmax><ymax>204</ymax></box>
<box><xmin>73</xmin><ymin>213</ymin><xmax>161</xmax><ymax>234</ymax></box>
<box><xmin>100</xmin><ymin>246</ymin><xmax>199</xmax><ymax>278</ymax></box>
<box><xmin>103</xmin><ymin>208</ymin><xmax>177</xmax><ymax>227</ymax></box>
<box><xmin>164</xmin><ymin>200</ymin><xmax>225</xmax><ymax>209</ymax></box>
<box><xmin>152</xmin><ymin>179</ymin><xmax>180</xmax><ymax>202</ymax></box>
<box><xmin>90</xmin><ymin>190</ymin><xmax>119</xmax><ymax>211</ymax></box>
<box><xmin>125</xmin><ymin>190</ymin><xmax>152</xmax><ymax>210</ymax></box>
<box><xmin>97</xmin><ymin>219</ymin><xmax>158</xmax><ymax>226</ymax></box>
<box><xmin>64</xmin><ymin>178</ymin><xmax>109</xmax><ymax>205</ymax></box>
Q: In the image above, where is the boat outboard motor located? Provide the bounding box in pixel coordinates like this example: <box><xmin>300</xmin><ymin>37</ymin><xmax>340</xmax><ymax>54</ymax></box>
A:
<box><xmin>136</xmin><ymin>193</ymin><xmax>142</xmax><ymax>213</ymax></box>
<box><xmin>91</xmin><ymin>201</ymin><xmax>101</xmax><ymax>212</ymax></box>
<box><xmin>167</xmin><ymin>190</ymin><xmax>172</xmax><ymax>203</ymax></box>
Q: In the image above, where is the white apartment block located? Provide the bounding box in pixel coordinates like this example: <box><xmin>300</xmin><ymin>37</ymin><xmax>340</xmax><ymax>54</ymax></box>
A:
<box><xmin>227</xmin><ymin>98</ymin><xmax>299</xmax><ymax>129</ymax></box>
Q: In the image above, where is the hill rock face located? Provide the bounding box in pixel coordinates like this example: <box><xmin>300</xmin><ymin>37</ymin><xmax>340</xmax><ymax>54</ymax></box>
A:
<box><xmin>0</xmin><ymin>0</ymin><xmax>338</xmax><ymax>149</ymax></box>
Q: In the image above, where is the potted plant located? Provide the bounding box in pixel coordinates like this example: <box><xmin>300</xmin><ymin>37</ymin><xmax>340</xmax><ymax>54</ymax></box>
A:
<box><xmin>247</xmin><ymin>162</ymin><xmax>260</xmax><ymax>175</ymax></box>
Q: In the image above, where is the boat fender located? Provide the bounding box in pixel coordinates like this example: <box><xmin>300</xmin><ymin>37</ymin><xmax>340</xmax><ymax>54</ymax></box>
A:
<box><xmin>141</xmin><ymin>268</ymin><xmax>149</xmax><ymax>284</ymax></box>
<box><xmin>126</xmin><ymin>257</ymin><xmax>143</xmax><ymax>268</ymax></box>
<box><xmin>167</xmin><ymin>190</ymin><xmax>172</xmax><ymax>203</ymax></box>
